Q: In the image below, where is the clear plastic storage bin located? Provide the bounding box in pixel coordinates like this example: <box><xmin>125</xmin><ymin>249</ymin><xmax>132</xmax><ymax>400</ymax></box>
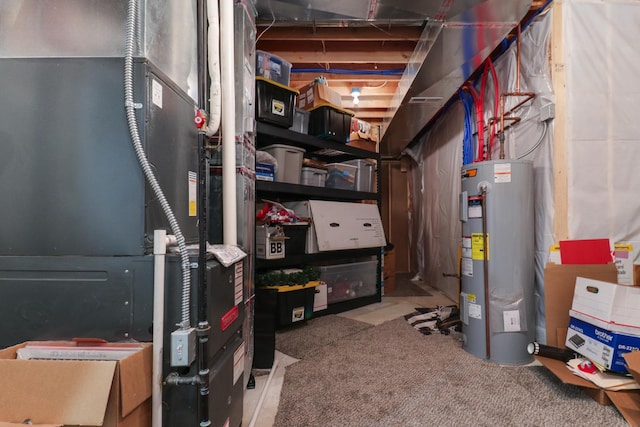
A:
<box><xmin>344</xmin><ymin>159</ymin><xmax>376</xmax><ymax>192</ymax></box>
<box><xmin>301</xmin><ymin>166</ymin><xmax>328</xmax><ymax>187</ymax></box>
<box><xmin>325</xmin><ymin>163</ymin><xmax>357</xmax><ymax>190</ymax></box>
<box><xmin>319</xmin><ymin>260</ymin><xmax>378</xmax><ymax>304</ymax></box>
<box><xmin>256</xmin><ymin>50</ymin><xmax>292</xmax><ymax>86</ymax></box>
<box><xmin>289</xmin><ymin>108</ymin><xmax>310</xmax><ymax>134</ymax></box>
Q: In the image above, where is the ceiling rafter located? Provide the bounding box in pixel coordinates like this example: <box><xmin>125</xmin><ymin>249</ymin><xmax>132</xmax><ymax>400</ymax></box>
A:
<box><xmin>255</xmin><ymin>25</ymin><xmax>423</xmax><ymax>42</ymax></box>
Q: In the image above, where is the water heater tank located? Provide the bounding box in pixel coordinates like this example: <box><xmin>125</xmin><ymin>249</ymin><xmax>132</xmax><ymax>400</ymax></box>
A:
<box><xmin>459</xmin><ymin>160</ymin><xmax>535</xmax><ymax>365</ymax></box>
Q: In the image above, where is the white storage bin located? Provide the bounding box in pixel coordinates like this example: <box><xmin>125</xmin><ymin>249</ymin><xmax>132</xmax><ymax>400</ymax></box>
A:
<box><xmin>319</xmin><ymin>260</ymin><xmax>378</xmax><ymax>304</ymax></box>
<box><xmin>325</xmin><ymin>163</ymin><xmax>357</xmax><ymax>190</ymax></box>
<box><xmin>301</xmin><ymin>167</ymin><xmax>327</xmax><ymax>187</ymax></box>
<box><xmin>261</xmin><ymin>144</ymin><xmax>306</xmax><ymax>184</ymax></box>
<box><xmin>344</xmin><ymin>159</ymin><xmax>375</xmax><ymax>192</ymax></box>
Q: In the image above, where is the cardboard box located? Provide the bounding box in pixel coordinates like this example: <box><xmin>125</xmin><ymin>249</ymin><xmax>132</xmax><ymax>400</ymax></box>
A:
<box><xmin>543</xmin><ymin>262</ymin><xmax>618</xmax><ymax>348</ymax></box>
<box><xmin>536</xmin><ymin>355</ymin><xmax>640</xmax><ymax>425</ymax></box>
<box><xmin>256</xmin><ymin>225</ymin><xmax>286</xmax><ymax>259</ymax></box>
<box><xmin>346</xmin><ymin>137</ymin><xmax>378</xmax><ymax>153</ymax></box>
<box><xmin>349</xmin><ymin>118</ymin><xmax>379</xmax><ymax>144</ymax></box>
<box><xmin>296</xmin><ymin>81</ymin><xmax>343</xmax><ymax>110</ymax></box>
<box><xmin>571</xmin><ymin>277</ymin><xmax>640</xmax><ymax>328</ymax></box>
<box><xmin>0</xmin><ymin>341</ymin><xmax>152</xmax><ymax>426</ymax></box>
<box><xmin>565</xmin><ymin>313</ymin><xmax>640</xmax><ymax>373</ymax></box>
<box><xmin>284</xmin><ymin>200</ymin><xmax>386</xmax><ymax>253</ymax></box>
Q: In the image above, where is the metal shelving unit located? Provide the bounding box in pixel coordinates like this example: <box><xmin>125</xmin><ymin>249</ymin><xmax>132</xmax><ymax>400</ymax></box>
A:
<box><xmin>255</xmin><ymin>122</ymin><xmax>383</xmax><ymax>314</ymax></box>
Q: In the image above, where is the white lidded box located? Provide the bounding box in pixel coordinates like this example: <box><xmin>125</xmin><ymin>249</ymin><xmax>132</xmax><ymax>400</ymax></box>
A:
<box><xmin>301</xmin><ymin>166</ymin><xmax>327</xmax><ymax>187</ymax></box>
<box><xmin>284</xmin><ymin>200</ymin><xmax>386</xmax><ymax>253</ymax></box>
<box><xmin>261</xmin><ymin>144</ymin><xmax>306</xmax><ymax>184</ymax></box>
<box><xmin>571</xmin><ymin>277</ymin><xmax>640</xmax><ymax>328</ymax></box>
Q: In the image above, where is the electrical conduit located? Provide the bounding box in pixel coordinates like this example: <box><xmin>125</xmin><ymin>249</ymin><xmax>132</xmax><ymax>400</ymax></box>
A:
<box><xmin>124</xmin><ymin>0</ymin><xmax>192</xmax><ymax>328</ymax></box>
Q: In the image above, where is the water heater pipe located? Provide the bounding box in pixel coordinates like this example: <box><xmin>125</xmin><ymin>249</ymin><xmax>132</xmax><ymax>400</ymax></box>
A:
<box><xmin>152</xmin><ymin>229</ymin><xmax>176</xmax><ymax>427</ymax></box>
<box><xmin>220</xmin><ymin>0</ymin><xmax>237</xmax><ymax>246</ymax></box>
<box><xmin>480</xmin><ymin>185</ymin><xmax>491</xmax><ymax>359</ymax></box>
<box><xmin>205</xmin><ymin>0</ymin><xmax>221</xmax><ymax>136</ymax></box>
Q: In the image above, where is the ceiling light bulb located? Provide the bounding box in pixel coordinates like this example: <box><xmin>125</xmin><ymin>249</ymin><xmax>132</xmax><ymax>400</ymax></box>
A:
<box><xmin>351</xmin><ymin>87</ymin><xmax>361</xmax><ymax>105</ymax></box>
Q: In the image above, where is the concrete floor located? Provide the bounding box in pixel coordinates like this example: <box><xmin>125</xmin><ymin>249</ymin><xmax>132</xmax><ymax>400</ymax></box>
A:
<box><xmin>242</xmin><ymin>277</ymin><xmax>455</xmax><ymax>427</ymax></box>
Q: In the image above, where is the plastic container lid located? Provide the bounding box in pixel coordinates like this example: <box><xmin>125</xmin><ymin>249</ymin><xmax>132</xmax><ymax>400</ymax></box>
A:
<box><xmin>255</xmin><ymin>76</ymin><xmax>299</xmax><ymax>94</ymax></box>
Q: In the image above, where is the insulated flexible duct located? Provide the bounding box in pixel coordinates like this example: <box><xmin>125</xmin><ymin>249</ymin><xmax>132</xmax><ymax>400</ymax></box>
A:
<box><xmin>124</xmin><ymin>0</ymin><xmax>191</xmax><ymax>327</ymax></box>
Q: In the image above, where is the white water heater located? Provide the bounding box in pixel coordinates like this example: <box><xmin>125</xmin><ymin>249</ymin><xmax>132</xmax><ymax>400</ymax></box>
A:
<box><xmin>459</xmin><ymin>160</ymin><xmax>535</xmax><ymax>365</ymax></box>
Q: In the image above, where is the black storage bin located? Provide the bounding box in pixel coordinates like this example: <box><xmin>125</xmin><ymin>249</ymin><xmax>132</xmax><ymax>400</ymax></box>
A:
<box><xmin>253</xmin><ymin>288</ymin><xmax>278</xmax><ymax>369</ymax></box>
<box><xmin>308</xmin><ymin>104</ymin><xmax>354</xmax><ymax>143</ymax></box>
<box><xmin>256</xmin><ymin>76</ymin><xmax>298</xmax><ymax>128</ymax></box>
<box><xmin>257</xmin><ymin>283</ymin><xmax>318</xmax><ymax>328</ymax></box>
<box><xmin>276</xmin><ymin>285</ymin><xmax>316</xmax><ymax>326</ymax></box>
<box><xmin>281</xmin><ymin>223</ymin><xmax>309</xmax><ymax>255</ymax></box>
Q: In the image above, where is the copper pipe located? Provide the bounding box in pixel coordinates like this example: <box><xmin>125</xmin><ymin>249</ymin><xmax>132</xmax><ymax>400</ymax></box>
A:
<box><xmin>481</xmin><ymin>186</ymin><xmax>490</xmax><ymax>360</ymax></box>
<box><xmin>499</xmin><ymin>95</ymin><xmax>505</xmax><ymax>134</ymax></box>
<box><xmin>503</xmin><ymin>92</ymin><xmax>536</xmax><ymax>116</ymax></box>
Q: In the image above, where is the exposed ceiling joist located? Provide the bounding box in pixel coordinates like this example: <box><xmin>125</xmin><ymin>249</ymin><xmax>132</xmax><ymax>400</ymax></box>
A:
<box><xmin>256</xmin><ymin>25</ymin><xmax>423</xmax><ymax>42</ymax></box>
<box><xmin>290</xmin><ymin>72</ymin><xmax>401</xmax><ymax>83</ymax></box>
<box><xmin>256</xmin><ymin>41</ymin><xmax>414</xmax><ymax>64</ymax></box>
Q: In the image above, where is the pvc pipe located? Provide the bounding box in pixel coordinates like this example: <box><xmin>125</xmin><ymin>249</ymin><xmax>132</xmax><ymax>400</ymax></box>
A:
<box><xmin>220</xmin><ymin>0</ymin><xmax>237</xmax><ymax>246</ymax></box>
<box><xmin>152</xmin><ymin>229</ymin><xmax>168</xmax><ymax>427</ymax></box>
<box><xmin>206</xmin><ymin>0</ymin><xmax>221</xmax><ymax>137</ymax></box>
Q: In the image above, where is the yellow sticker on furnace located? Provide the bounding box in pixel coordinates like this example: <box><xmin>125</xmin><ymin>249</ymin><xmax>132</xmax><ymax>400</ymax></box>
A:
<box><xmin>471</xmin><ymin>233</ymin><xmax>489</xmax><ymax>260</ymax></box>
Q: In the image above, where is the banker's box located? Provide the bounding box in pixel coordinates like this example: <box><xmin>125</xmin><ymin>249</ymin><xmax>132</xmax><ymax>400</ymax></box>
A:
<box><xmin>566</xmin><ymin>312</ymin><xmax>640</xmax><ymax>373</ymax></box>
<box><xmin>570</xmin><ymin>276</ymin><xmax>640</xmax><ymax>328</ymax></box>
<box><xmin>284</xmin><ymin>200</ymin><xmax>386</xmax><ymax>253</ymax></box>
<box><xmin>0</xmin><ymin>341</ymin><xmax>152</xmax><ymax>426</ymax></box>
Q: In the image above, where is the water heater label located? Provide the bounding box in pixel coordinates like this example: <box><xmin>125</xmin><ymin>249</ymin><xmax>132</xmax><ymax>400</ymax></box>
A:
<box><xmin>471</xmin><ymin>233</ymin><xmax>490</xmax><ymax>260</ymax></box>
<box><xmin>494</xmin><ymin>163</ymin><xmax>512</xmax><ymax>183</ymax></box>
<box><xmin>469</xmin><ymin>303</ymin><xmax>482</xmax><ymax>320</ymax></box>
<box><xmin>503</xmin><ymin>310</ymin><xmax>521</xmax><ymax>332</ymax></box>
<box><xmin>188</xmin><ymin>171</ymin><xmax>197</xmax><ymax>217</ymax></box>
<box><xmin>461</xmin><ymin>258</ymin><xmax>473</xmax><ymax>277</ymax></box>
<box><xmin>468</xmin><ymin>197</ymin><xmax>482</xmax><ymax>218</ymax></box>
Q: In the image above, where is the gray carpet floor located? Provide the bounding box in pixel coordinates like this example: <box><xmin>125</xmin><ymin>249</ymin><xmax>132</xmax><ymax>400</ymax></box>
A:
<box><xmin>274</xmin><ymin>315</ymin><xmax>627</xmax><ymax>427</ymax></box>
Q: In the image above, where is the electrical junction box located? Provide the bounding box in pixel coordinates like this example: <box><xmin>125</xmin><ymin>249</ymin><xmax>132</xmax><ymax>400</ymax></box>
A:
<box><xmin>171</xmin><ymin>328</ymin><xmax>196</xmax><ymax>367</ymax></box>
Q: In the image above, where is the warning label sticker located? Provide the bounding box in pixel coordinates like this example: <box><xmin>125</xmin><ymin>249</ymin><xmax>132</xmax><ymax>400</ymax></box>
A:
<box><xmin>471</xmin><ymin>233</ymin><xmax>489</xmax><ymax>260</ymax></box>
<box><xmin>494</xmin><ymin>163</ymin><xmax>512</xmax><ymax>183</ymax></box>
